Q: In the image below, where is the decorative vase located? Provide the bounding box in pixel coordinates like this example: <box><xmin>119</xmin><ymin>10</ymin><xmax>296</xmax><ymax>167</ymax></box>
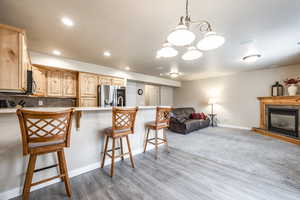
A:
<box><xmin>287</xmin><ymin>84</ymin><xmax>298</xmax><ymax>96</ymax></box>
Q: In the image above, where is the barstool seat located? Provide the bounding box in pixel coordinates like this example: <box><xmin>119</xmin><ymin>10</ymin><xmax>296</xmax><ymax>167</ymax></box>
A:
<box><xmin>145</xmin><ymin>121</ymin><xmax>168</xmax><ymax>130</ymax></box>
<box><xmin>17</xmin><ymin>109</ymin><xmax>74</xmax><ymax>200</ymax></box>
<box><xmin>104</xmin><ymin>127</ymin><xmax>132</xmax><ymax>137</ymax></box>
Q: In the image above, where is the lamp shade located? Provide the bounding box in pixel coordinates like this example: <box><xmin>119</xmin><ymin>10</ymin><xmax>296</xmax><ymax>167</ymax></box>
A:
<box><xmin>157</xmin><ymin>42</ymin><xmax>178</xmax><ymax>58</ymax></box>
<box><xmin>167</xmin><ymin>24</ymin><xmax>196</xmax><ymax>46</ymax></box>
<box><xmin>197</xmin><ymin>32</ymin><xmax>225</xmax><ymax>51</ymax></box>
<box><xmin>182</xmin><ymin>46</ymin><xmax>203</xmax><ymax>61</ymax></box>
<box><xmin>208</xmin><ymin>97</ymin><xmax>217</xmax><ymax>105</ymax></box>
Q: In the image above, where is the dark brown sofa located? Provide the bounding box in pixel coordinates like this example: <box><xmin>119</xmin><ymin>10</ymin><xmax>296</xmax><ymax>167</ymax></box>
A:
<box><xmin>169</xmin><ymin>107</ymin><xmax>210</xmax><ymax>134</ymax></box>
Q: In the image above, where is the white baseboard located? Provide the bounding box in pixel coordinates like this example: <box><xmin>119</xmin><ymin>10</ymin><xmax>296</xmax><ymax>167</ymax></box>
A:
<box><xmin>0</xmin><ymin>147</ymin><xmax>154</xmax><ymax>200</ymax></box>
<box><xmin>218</xmin><ymin>124</ymin><xmax>251</xmax><ymax>130</ymax></box>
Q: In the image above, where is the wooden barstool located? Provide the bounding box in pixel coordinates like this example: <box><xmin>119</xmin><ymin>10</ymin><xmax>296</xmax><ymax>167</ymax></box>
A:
<box><xmin>17</xmin><ymin>109</ymin><xmax>74</xmax><ymax>200</ymax></box>
<box><xmin>101</xmin><ymin>107</ymin><xmax>138</xmax><ymax>177</ymax></box>
<box><xmin>144</xmin><ymin>107</ymin><xmax>172</xmax><ymax>159</ymax></box>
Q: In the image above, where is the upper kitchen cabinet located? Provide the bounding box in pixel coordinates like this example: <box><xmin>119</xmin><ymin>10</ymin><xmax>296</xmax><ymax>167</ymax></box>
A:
<box><xmin>47</xmin><ymin>70</ymin><xmax>62</xmax><ymax>97</ymax></box>
<box><xmin>99</xmin><ymin>75</ymin><xmax>112</xmax><ymax>85</ymax></box>
<box><xmin>112</xmin><ymin>77</ymin><xmax>126</xmax><ymax>86</ymax></box>
<box><xmin>0</xmin><ymin>24</ymin><xmax>30</xmax><ymax>92</ymax></box>
<box><xmin>62</xmin><ymin>71</ymin><xmax>77</xmax><ymax>97</ymax></box>
<box><xmin>79</xmin><ymin>72</ymin><xmax>98</xmax><ymax>98</ymax></box>
<box><xmin>32</xmin><ymin>66</ymin><xmax>46</xmax><ymax>96</ymax></box>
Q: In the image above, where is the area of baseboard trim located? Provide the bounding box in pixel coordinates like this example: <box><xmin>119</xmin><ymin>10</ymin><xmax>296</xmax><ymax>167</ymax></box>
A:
<box><xmin>218</xmin><ymin>124</ymin><xmax>251</xmax><ymax>130</ymax></box>
<box><xmin>0</xmin><ymin>146</ymin><xmax>155</xmax><ymax>200</ymax></box>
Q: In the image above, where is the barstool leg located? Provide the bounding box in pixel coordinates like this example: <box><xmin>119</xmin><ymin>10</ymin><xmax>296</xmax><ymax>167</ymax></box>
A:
<box><xmin>22</xmin><ymin>154</ymin><xmax>37</xmax><ymax>200</ymax></box>
<box><xmin>126</xmin><ymin>135</ymin><xmax>135</xmax><ymax>168</ymax></box>
<box><xmin>163</xmin><ymin>129</ymin><xmax>170</xmax><ymax>153</ymax></box>
<box><xmin>143</xmin><ymin>128</ymin><xmax>150</xmax><ymax>153</ymax></box>
<box><xmin>155</xmin><ymin>130</ymin><xmax>158</xmax><ymax>160</ymax></box>
<box><xmin>110</xmin><ymin>138</ymin><xmax>116</xmax><ymax>177</ymax></box>
<box><xmin>120</xmin><ymin>137</ymin><xmax>124</xmax><ymax>161</ymax></box>
<box><xmin>58</xmin><ymin>150</ymin><xmax>72</xmax><ymax>197</ymax></box>
<box><xmin>101</xmin><ymin>136</ymin><xmax>109</xmax><ymax>168</ymax></box>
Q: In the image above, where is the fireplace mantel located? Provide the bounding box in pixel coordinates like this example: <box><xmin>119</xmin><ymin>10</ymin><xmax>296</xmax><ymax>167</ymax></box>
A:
<box><xmin>252</xmin><ymin>96</ymin><xmax>300</xmax><ymax>145</ymax></box>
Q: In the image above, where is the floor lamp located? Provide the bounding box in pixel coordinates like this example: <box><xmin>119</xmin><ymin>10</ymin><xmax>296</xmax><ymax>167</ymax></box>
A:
<box><xmin>208</xmin><ymin>98</ymin><xmax>217</xmax><ymax>126</ymax></box>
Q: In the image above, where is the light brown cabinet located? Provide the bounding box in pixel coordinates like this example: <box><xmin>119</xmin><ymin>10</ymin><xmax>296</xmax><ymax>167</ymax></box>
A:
<box><xmin>47</xmin><ymin>70</ymin><xmax>62</xmax><ymax>97</ymax></box>
<box><xmin>62</xmin><ymin>71</ymin><xmax>77</xmax><ymax>97</ymax></box>
<box><xmin>79</xmin><ymin>72</ymin><xmax>98</xmax><ymax>98</ymax></box>
<box><xmin>99</xmin><ymin>76</ymin><xmax>112</xmax><ymax>85</ymax></box>
<box><xmin>112</xmin><ymin>77</ymin><xmax>126</xmax><ymax>86</ymax></box>
<box><xmin>32</xmin><ymin>66</ymin><xmax>46</xmax><ymax>96</ymax></box>
<box><xmin>79</xmin><ymin>98</ymin><xmax>98</xmax><ymax>107</ymax></box>
<box><xmin>0</xmin><ymin>24</ymin><xmax>30</xmax><ymax>92</ymax></box>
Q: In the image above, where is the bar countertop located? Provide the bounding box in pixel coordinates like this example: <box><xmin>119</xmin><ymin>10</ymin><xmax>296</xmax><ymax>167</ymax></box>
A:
<box><xmin>0</xmin><ymin>106</ymin><xmax>166</xmax><ymax>114</ymax></box>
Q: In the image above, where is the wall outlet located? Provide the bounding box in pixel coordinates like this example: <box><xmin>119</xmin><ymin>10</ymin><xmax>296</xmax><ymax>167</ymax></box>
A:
<box><xmin>38</xmin><ymin>100</ymin><xmax>43</xmax><ymax>106</ymax></box>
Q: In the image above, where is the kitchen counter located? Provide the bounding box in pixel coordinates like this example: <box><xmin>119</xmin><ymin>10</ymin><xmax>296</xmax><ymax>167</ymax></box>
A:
<box><xmin>0</xmin><ymin>105</ymin><xmax>168</xmax><ymax>199</ymax></box>
<box><xmin>0</xmin><ymin>106</ymin><xmax>161</xmax><ymax>114</ymax></box>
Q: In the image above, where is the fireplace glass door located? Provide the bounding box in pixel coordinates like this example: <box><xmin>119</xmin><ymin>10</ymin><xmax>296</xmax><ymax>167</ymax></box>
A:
<box><xmin>268</xmin><ymin>108</ymin><xmax>299</xmax><ymax>138</ymax></box>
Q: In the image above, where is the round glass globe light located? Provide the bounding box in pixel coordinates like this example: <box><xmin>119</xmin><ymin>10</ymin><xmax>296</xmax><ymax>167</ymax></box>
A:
<box><xmin>158</xmin><ymin>43</ymin><xmax>178</xmax><ymax>58</ymax></box>
<box><xmin>197</xmin><ymin>32</ymin><xmax>225</xmax><ymax>51</ymax></box>
<box><xmin>167</xmin><ymin>25</ymin><xmax>196</xmax><ymax>46</ymax></box>
<box><xmin>182</xmin><ymin>46</ymin><xmax>203</xmax><ymax>60</ymax></box>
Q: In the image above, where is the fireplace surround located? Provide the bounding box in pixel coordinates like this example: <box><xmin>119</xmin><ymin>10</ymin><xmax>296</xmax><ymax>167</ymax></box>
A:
<box><xmin>253</xmin><ymin>96</ymin><xmax>300</xmax><ymax>145</ymax></box>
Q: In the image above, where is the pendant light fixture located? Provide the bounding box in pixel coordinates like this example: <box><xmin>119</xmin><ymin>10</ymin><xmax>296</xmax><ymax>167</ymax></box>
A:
<box><xmin>156</xmin><ymin>42</ymin><xmax>178</xmax><ymax>58</ymax></box>
<box><xmin>197</xmin><ymin>31</ymin><xmax>225</xmax><ymax>51</ymax></box>
<box><xmin>182</xmin><ymin>46</ymin><xmax>203</xmax><ymax>60</ymax></box>
<box><xmin>157</xmin><ymin>0</ymin><xmax>225</xmax><ymax>60</ymax></box>
<box><xmin>167</xmin><ymin>18</ymin><xmax>195</xmax><ymax>46</ymax></box>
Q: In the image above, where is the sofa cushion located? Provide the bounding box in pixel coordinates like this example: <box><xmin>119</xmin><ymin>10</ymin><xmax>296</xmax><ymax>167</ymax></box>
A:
<box><xmin>184</xmin><ymin>119</ymin><xmax>202</xmax><ymax>130</ymax></box>
<box><xmin>172</xmin><ymin>107</ymin><xmax>195</xmax><ymax>119</ymax></box>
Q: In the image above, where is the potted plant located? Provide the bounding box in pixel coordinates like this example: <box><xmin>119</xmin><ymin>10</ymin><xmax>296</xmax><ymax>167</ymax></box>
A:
<box><xmin>283</xmin><ymin>77</ymin><xmax>300</xmax><ymax>96</ymax></box>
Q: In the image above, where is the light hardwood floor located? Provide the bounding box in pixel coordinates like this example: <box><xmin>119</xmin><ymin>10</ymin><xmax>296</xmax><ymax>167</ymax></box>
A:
<box><xmin>12</xmin><ymin>145</ymin><xmax>300</xmax><ymax>200</ymax></box>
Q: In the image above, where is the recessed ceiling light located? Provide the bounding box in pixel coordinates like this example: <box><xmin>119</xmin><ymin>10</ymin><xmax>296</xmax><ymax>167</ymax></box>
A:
<box><xmin>242</xmin><ymin>54</ymin><xmax>261</xmax><ymax>63</ymax></box>
<box><xmin>103</xmin><ymin>51</ymin><xmax>111</xmax><ymax>57</ymax></box>
<box><xmin>125</xmin><ymin>66</ymin><xmax>131</xmax><ymax>71</ymax></box>
<box><xmin>61</xmin><ymin>17</ymin><xmax>74</xmax><ymax>27</ymax></box>
<box><xmin>52</xmin><ymin>50</ymin><xmax>61</xmax><ymax>56</ymax></box>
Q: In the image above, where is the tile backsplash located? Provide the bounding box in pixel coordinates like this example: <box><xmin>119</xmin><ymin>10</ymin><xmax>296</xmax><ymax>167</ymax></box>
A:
<box><xmin>0</xmin><ymin>93</ymin><xmax>76</xmax><ymax>108</ymax></box>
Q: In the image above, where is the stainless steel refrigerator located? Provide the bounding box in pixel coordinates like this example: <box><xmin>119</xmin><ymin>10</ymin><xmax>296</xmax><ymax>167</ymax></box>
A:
<box><xmin>98</xmin><ymin>85</ymin><xmax>126</xmax><ymax>107</ymax></box>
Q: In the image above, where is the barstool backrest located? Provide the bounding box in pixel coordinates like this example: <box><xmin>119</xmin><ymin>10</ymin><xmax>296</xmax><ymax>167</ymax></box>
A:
<box><xmin>155</xmin><ymin>107</ymin><xmax>172</xmax><ymax>127</ymax></box>
<box><xmin>17</xmin><ymin>109</ymin><xmax>75</xmax><ymax>155</ymax></box>
<box><xmin>112</xmin><ymin>107</ymin><xmax>138</xmax><ymax>136</ymax></box>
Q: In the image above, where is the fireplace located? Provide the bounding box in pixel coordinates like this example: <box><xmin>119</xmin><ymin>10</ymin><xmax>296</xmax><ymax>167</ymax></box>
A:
<box><xmin>268</xmin><ymin>108</ymin><xmax>299</xmax><ymax>138</ymax></box>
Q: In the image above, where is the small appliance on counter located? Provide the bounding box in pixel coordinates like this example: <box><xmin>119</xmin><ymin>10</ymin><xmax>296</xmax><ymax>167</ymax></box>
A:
<box><xmin>0</xmin><ymin>99</ymin><xmax>16</xmax><ymax>108</ymax></box>
<box><xmin>98</xmin><ymin>85</ymin><xmax>126</xmax><ymax>107</ymax></box>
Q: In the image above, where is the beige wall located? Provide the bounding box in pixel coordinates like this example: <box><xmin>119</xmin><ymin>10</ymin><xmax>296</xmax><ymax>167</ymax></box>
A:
<box><xmin>174</xmin><ymin>64</ymin><xmax>300</xmax><ymax>129</ymax></box>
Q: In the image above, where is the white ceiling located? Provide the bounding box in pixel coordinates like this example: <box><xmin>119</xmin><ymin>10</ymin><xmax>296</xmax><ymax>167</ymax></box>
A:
<box><xmin>1</xmin><ymin>0</ymin><xmax>300</xmax><ymax>80</ymax></box>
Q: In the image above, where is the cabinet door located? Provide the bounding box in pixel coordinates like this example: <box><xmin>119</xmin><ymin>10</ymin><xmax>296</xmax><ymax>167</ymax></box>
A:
<box><xmin>32</xmin><ymin>66</ymin><xmax>46</xmax><ymax>96</ymax></box>
<box><xmin>99</xmin><ymin>76</ymin><xmax>112</xmax><ymax>85</ymax></box>
<box><xmin>79</xmin><ymin>73</ymin><xmax>98</xmax><ymax>97</ymax></box>
<box><xmin>112</xmin><ymin>77</ymin><xmax>125</xmax><ymax>86</ymax></box>
<box><xmin>0</xmin><ymin>27</ymin><xmax>21</xmax><ymax>91</ymax></box>
<box><xmin>47</xmin><ymin>70</ymin><xmax>62</xmax><ymax>97</ymax></box>
<box><xmin>62</xmin><ymin>71</ymin><xmax>77</xmax><ymax>97</ymax></box>
<box><xmin>80</xmin><ymin>98</ymin><xmax>97</xmax><ymax>107</ymax></box>
<box><xmin>20</xmin><ymin>33</ymin><xmax>31</xmax><ymax>90</ymax></box>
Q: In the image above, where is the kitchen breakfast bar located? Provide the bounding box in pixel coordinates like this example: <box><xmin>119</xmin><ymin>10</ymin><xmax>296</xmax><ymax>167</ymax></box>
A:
<box><xmin>0</xmin><ymin>106</ymin><xmax>166</xmax><ymax>198</ymax></box>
